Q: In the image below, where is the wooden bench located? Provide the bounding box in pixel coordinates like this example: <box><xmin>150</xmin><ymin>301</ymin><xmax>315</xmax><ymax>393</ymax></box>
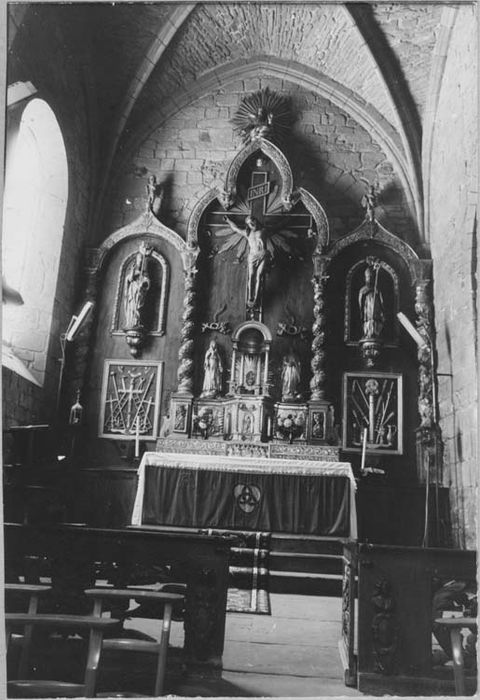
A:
<box><xmin>434</xmin><ymin>617</ymin><xmax>477</xmax><ymax>696</ymax></box>
<box><xmin>85</xmin><ymin>587</ymin><xmax>185</xmax><ymax>695</ymax></box>
<box><xmin>6</xmin><ymin>613</ymin><xmax>120</xmax><ymax>697</ymax></box>
<box><xmin>4</xmin><ymin>522</ymin><xmax>233</xmax><ymax>672</ymax></box>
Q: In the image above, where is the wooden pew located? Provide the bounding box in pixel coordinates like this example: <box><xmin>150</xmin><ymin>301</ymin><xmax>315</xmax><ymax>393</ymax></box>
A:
<box><xmin>4</xmin><ymin>522</ymin><xmax>234</xmax><ymax>674</ymax></box>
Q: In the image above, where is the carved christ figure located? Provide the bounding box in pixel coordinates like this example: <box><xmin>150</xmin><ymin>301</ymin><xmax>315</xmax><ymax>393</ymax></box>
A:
<box><xmin>124</xmin><ymin>243</ymin><xmax>152</xmax><ymax>329</ymax></box>
<box><xmin>218</xmin><ymin>215</ymin><xmax>299</xmax><ymax>309</ymax></box>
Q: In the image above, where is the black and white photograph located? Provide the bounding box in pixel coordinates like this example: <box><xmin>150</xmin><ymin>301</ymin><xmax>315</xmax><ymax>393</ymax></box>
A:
<box><xmin>1</xmin><ymin>1</ymin><xmax>478</xmax><ymax>697</ymax></box>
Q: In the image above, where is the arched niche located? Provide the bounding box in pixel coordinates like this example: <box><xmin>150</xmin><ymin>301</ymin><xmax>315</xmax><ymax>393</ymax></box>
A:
<box><xmin>229</xmin><ymin>321</ymin><xmax>273</xmax><ymax>396</ymax></box>
<box><xmin>111</xmin><ymin>247</ymin><xmax>169</xmax><ymax>337</ymax></box>
<box><xmin>344</xmin><ymin>257</ymin><xmax>400</xmax><ymax>347</ymax></box>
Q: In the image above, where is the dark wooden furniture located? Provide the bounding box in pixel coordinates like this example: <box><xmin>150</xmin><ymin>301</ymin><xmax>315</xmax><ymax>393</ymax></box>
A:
<box><xmin>341</xmin><ymin>542</ymin><xmax>477</xmax><ymax>695</ymax></box>
<box><xmin>85</xmin><ymin>587</ymin><xmax>185</xmax><ymax>696</ymax></box>
<box><xmin>434</xmin><ymin>617</ymin><xmax>477</xmax><ymax>696</ymax></box>
<box><xmin>4</xmin><ymin>522</ymin><xmax>233</xmax><ymax>673</ymax></box>
<box><xmin>356</xmin><ymin>480</ymin><xmax>451</xmax><ymax>547</ymax></box>
<box><xmin>5</xmin><ymin>613</ymin><xmax>119</xmax><ymax>697</ymax></box>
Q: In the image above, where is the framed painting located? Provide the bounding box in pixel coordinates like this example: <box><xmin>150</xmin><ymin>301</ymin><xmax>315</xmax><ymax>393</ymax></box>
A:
<box><xmin>99</xmin><ymin>360</ymin><xmax>163</xmax><ymax>440</ymax></box>
<box><xmin>342</xmin><ymin>372</ymin><xmax>403</xmax><ymax>455</ymax></box>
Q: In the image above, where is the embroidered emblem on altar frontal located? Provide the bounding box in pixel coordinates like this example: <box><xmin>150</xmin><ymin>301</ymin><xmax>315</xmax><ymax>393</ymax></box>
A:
<box><xmin>234</xmin><ymin>483</ymin><xmax>261</xmax><ymax>513</ymax></box>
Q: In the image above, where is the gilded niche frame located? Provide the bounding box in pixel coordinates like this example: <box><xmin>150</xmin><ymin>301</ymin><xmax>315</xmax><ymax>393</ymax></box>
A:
<box><xmin>99</xmin><ymin>360</ymin><xmax>163</xmax><ymax>440</ymax></box>
<box><xmin>342</xmin><ymin>371</ymin><xmax>403</xmax><ymax>455</ymax></box>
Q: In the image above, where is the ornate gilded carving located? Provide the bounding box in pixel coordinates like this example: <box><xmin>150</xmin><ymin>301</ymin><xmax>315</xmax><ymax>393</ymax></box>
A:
<box><xmin>268</xmin><ymin>442</ymin><xmax>340</xmax><ymax>460</ymax></box>
<box><xmin>343</xmin><ymin>372</ymin><xmax>403</xmax><ymax>454</ymax></box>
<box><xmin>371</xmin><ymin>577</ymin><xmax>398</xmax><ymax>675</ymax></box>
<box><xmin>98</xmin><ymin>360</ymin><xmax>163</xmax><ymax>441</ymax></box>
<box><xmin>276</xmin><ymin>314</ymin><xmax>309</xmax><ymax>341</ymax></box>
<box><xmin>186</xmin><ymin>190</ymin><xmax>219</xmax><ymax>247</ymax></box>
<box><xmin>231</xmin><ymin>87</ymin><xmax>293</xmax><ymax>146</ymax></box>
<box><xmin>155</xmin><ymin>436</ymin><xmax>340</xmax><ymax>461</ymax></box>
<box><xmin>415</xmin><ymin>277</ymin><xmax>434</xmax><ymax>428</ymax></box>
<box><xmin>274</xmin><ymin>404</ymin><xmax>306</xmax><ymax>443</ymax></box>
<box><xmin>201</xmin><ymin>304</ymin><xmax>231</xmax><ymax>335</ymax></box>
<box><xmin>342</xmin><ymin>561</ymin><xmax>352</xmax><ymax>645</ymax></box>
<box><xmin>297</xmin><ymin>187</ymin><xmax>329</xmax><ymax>250</ymax></box>
<box><xmin>310</xmin><ymin>256</ymin><xmax>330</xmax><ymax>401</ymax></box>
<box><xmin>328</xmin><ymin>219</ymin><xmax>419</xmax><ymax>265</ymax></box>
<box><xmin>223</xmin><ymin>139</ymin><xmax>293</xmax><ymax>213</ymax></box>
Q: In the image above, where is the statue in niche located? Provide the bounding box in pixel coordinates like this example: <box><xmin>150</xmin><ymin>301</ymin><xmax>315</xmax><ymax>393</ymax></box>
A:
<box><xmin>124</xmin><ymin>242</ymin><xmax>152</xmax><ymax>329</ymax></box>
<box><xmin>201</xmin><ymin>339</ymin><xmax>223</xmax><ymax>398</ymax></box>
<box><xmin>358</xmin><ymin>264</ymin><xmax>385</xmax><ymax>340</ymax></box>
<box><xmin>281</xmin><ymin>352</ymin><xmax>301</xmax><ymax>401</ymax></box>
<box><xmin>219</xmin><ymin>214</ymin><xmax>300</xmax><ymax>310</ymax></box>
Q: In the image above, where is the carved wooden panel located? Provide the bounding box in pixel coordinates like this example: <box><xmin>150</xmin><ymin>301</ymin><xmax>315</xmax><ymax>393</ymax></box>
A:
<box><xmin>98</xmin><ymin>360</ymin><xmax>163</xmax><ymax>440</ymax></box>
<box><xmin>342</xmin><ymin>372</ymin><xmax>403</xmax><ymax>455</ymax></box>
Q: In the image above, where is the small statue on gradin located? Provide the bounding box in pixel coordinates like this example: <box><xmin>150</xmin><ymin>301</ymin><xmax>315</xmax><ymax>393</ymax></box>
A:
<box><xmin>281</xmin><ymin>352</ymin><xmax>301</xmax><ymax>401</ymax></box>
<box><xmin>124</xmin><ymin>242</ymin><xmax>152</xmax><ymax>329</ymax></box>
<box><xmin>201</xmin><ymin>339</ymin><xmax>223</xmax><ymax>398</ymax></box>
<box><xmin>358</xmin><ymin>263</ymin><xmax>385</xmax><ymax>340</ymax></box>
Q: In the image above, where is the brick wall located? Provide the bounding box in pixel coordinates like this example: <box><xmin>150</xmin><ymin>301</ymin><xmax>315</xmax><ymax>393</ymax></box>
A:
<box><xmin>429</xmin><ymin>6</ymin><xmax>478</xmax><ymax>548</ymax></box>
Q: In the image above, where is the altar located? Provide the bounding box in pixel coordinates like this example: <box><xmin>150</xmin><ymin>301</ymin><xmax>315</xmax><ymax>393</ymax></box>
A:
<box><xmin>131</xmin><ymin>452</ymin><xmax>357</xmax><ymax>538</ymax></box>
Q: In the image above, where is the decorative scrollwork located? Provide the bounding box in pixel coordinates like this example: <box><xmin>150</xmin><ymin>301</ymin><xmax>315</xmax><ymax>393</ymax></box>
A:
<box><xmin>276</xmin><ymin>314</ymin><xmax>309</xmax><ymax>341</ymax></box>
<box><xmin>371</xmin><ymin>577</ymin><xmax>398</xmax><ymax>675</ymax></box>
<box><xmin>201</xmin><ymin>303</ymin><xmax>231</xmax><ymax>335</ymax></box>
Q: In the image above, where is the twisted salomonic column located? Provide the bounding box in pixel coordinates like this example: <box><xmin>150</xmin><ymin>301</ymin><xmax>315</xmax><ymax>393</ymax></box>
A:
<box><xmin>309</xmin><ymin>256</ymin><xmax>330</xmax><ymax>401</ymax></box>
<box><xmin>415</xmin><ymin>276</ymin><xmax>434</xmax><ymax>428</ymax></box>
<box><xmin>176</xmin><ymin>244</ymin><xmax>199</xmax><ymax>395</ymax></box>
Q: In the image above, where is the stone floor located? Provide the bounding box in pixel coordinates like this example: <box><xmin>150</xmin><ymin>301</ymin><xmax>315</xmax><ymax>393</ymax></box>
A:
<box><xmin>125</xmin><ymin>593</ymin><xmax>363</xmax><ymax>697</ymax></box>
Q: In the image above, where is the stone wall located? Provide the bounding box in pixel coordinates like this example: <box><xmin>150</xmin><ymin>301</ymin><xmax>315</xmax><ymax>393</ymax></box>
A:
<box><xmin>5</xmin><ymin>6</ymin><xmax>95</xmax><ymax>426</ymax></box>
<box><xmin>107</xmin><ymin>75</ymin><xmax>415</xmax><ymax>247</ymax></box>
<box><xmin>429</xmin><ymin>6</ymin><xmax>478</xmax><ymax>548</ymax></box>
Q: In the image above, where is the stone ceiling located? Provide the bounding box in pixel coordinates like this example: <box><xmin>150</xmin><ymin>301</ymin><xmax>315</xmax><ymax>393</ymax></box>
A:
<box><xmin>8</xmin><ymin>2</ymin><xmax>449</xmax><ymax>238</ymax></box>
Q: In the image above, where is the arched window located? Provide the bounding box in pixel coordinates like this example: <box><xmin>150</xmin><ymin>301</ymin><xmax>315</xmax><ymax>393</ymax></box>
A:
<box><xmin>2</xmin><ymin>97</ymin><xmax>68</xmax><ymax>386</ymax></box>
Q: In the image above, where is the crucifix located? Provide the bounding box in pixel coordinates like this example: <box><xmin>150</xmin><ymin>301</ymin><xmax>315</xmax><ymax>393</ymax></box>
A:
<box><xmin>217</xmin><ymin>157</ymin><xmax>306</xmax><ymax>319</ymax></box>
